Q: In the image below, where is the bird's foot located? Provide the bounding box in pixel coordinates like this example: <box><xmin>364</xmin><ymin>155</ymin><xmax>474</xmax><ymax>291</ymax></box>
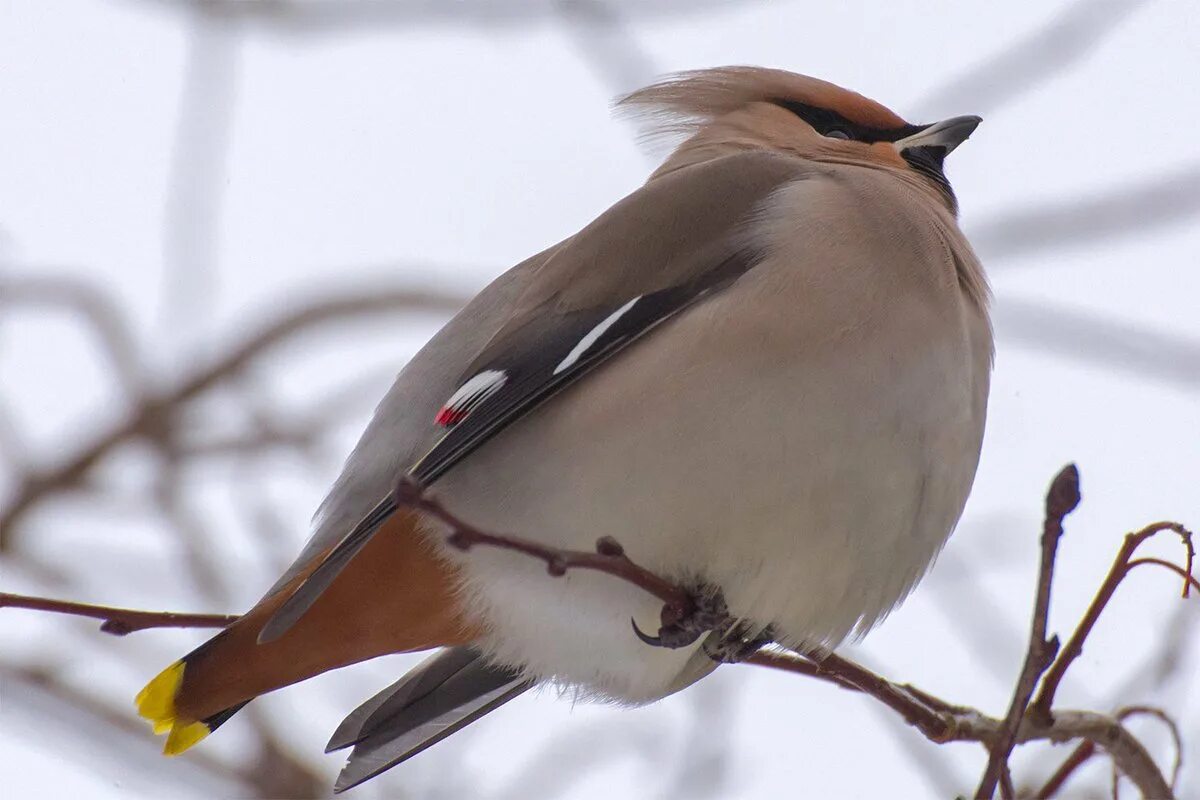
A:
<box><xmin>631</xmin><ymin>587</ymin><xmax>728</xmax><ymax>649</ymax></box>
<box><xmin>702</xmin><ymin>623</ymin><xmax>775</xmax><ymax>664</ymax></box>
<box><xmin>630</xmin><ymin>587</ymin><xmax>774</xmax><ymax>662</ymax></box>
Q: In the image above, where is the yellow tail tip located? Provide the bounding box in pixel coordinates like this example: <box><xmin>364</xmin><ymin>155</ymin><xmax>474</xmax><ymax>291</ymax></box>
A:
<box><xmin>164</xmin><ymin>720</ymin><xmax>210</xmax><ymax>755</ymax></box>
<box><xmin>136</xmin><ymin>660</ymin><xmax>185</xmax><ymax>724</ymax></box>
<box><xmin>136</xmin><ymin>660</ymin><xmax>209</xmax><ymax>755</ymax></box>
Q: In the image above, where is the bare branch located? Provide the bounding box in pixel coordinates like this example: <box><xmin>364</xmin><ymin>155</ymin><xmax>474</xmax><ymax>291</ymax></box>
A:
<box><xmin>973</xmin><ymin>166</ymin><xmax>1200</xmax><ymax>265</ymax></box>
<box><xmin>1035</xmin><ymin>739</ymin><xmax>1097</xmax><ymax>799</ymax></box>
<box><xmin>1030</xmin><ymin>521</ymin><xmax>1196</xmax><ymax>722</ymax></box>
<box><xmin>976</xmin><ymin>464</ymin><xmax>1079</xmax><ymax>799</ymax></box>
<box><xmin>1000</xmin><ymin>711</ymin><xmax>1170</xmax><ymax>800</ymax></box>
<box><xmin>913</xmin><ymin>0</ymin><xmax>1150</xmax><ymax>117</ymax></box>
<box><xmin>992</xmin><ymin>296</ymin><xmax>1200</xmax><ymax>390</ymax></box>
<box><xmin>395</xmin><ymin>477</ymin><xmax>694</xmax><ymax>624</ymax></box>
<box><xmin>0</xmin><ymin>592</ymin><xmax>237</xmax><ymax>635</ymax></box>
<box><xmin>0</xmin><ymin>284</ymin><xmax>468</xmax><ymax>545</ymax></box>
<box><xmin>751</xmin><ymin>650</ymin><xmax>1173</xmax><ymax>799</ymax></box>
<box><xmin>747</xmin><ymin>649</ymin><xmax>953</xmax><ymax>740</ymax></box>
<box><xmin>1117</xmin><ymin>706</ymin><xmax>1183</xmax><ymax>793</ymax></box>
<box><xmin>1126</xmin><ymin>558</ymin><xmax>1200</xmax><ymax>596</ymax></box>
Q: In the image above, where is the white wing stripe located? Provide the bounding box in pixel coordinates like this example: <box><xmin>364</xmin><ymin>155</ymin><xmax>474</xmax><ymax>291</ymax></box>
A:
<box><xmin>438</xmin><ymin>370</ymin><xmax>508</xmax><ymax>425</ymax></box>
<box><xmin>554</xmin><ymin>296</ymin><xmax>641</xmax><ymax>375</ymax></box>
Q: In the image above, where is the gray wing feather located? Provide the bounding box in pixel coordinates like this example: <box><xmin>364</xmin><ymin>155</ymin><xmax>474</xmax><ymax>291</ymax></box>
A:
<box><xmin>326</xmin><ymin>646</ymin><xmax>480</xmax><ymax>752</ymax></box>
<box><xmin>330</xmin><ymin>648</ymin><xmax>531</xmax><ymax>792</ymax></box>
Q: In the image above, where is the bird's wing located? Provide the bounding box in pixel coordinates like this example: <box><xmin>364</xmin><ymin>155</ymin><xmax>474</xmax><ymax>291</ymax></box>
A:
<box><xmin>327</xmin><ymin>647</ymin><xmax>530</xmax><ymax>793</ymax></box>
<box><xmin>259</xmin><ymin>150</ymin><xmax>809</xmax><ymax>642</ymax></box>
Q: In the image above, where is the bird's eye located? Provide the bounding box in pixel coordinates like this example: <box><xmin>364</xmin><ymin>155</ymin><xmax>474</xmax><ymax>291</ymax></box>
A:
<box><xmin>825</xmin><ymin>129</ymin><xmax>851</xmax><ymax>140</ymax></box>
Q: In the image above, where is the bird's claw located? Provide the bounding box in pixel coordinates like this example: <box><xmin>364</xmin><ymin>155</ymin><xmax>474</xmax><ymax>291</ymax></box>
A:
<box><xmin>630</xmin><ymin>588</ymin><xmax>774</xmax><ymax>661</ymax></box>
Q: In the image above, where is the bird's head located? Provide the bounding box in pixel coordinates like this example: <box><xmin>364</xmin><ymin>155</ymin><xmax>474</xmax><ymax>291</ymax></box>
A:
<box><xmin>620</xmin><ymin>66</ymin><xmax>980</xmax><ymax>214</ymax></box>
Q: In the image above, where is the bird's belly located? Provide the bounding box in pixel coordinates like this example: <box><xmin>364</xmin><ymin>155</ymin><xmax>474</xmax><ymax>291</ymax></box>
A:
<box><xmin>429</xmin><ymin>302</ymin><xmax>987</xmax><ymax>703</ymax></box>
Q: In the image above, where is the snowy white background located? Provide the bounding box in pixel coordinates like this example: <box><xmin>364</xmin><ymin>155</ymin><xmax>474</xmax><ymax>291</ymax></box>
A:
<box><xmin>2</xmin><ymin>1</ymin><xmax>1197</xmax><ymax>798</ymax></box>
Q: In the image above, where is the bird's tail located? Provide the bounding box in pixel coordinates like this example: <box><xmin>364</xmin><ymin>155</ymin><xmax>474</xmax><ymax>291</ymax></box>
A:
<box><xmin>135</xmin><ymin>508</ymin><xmax>480</xmax><ymax>755</ymax></box>
<box><xmin>135</xmin><ymin>633</ymin><xmax>251</xmax><ymax>754</ymax></box>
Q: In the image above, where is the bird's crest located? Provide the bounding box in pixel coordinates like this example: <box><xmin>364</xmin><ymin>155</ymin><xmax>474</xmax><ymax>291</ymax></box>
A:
<box><xmin>618</xmin><ymin>66</ymin><xmax>908</xmax><ymax>143</ymax></box>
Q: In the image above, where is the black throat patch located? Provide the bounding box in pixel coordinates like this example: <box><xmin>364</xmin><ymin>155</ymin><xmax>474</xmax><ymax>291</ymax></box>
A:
<box><xmin>901</xmin><ymin>145</ymin><xmax>957</xmax><ymax>214</ymax></box>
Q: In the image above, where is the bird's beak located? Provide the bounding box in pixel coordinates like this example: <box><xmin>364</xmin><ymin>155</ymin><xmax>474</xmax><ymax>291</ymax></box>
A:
<box><xmin>894</xmin><ymin>115</ymin><xmax>981</xmax><ymax>155</ymax></box>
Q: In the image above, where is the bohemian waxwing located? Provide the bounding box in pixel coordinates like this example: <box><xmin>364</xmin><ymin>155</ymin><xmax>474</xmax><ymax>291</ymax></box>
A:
<box><xmin>137</xmin><ymin>66</ymin><xmax>990</xmax><ymax>791</ymax></box>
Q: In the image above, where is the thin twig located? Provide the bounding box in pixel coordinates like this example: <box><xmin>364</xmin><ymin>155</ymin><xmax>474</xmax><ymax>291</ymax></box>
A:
<box><xmin>1117</xmin><ymin>706</ymin><xmax>1183</xmax><ymax>792</ymax></box>
<box><xmin>1035</xmin><ymin>739</ymin><xmax>1097</xmax><ymax>799</ymax></box>
<box><xmin>750</xmin><ymin>650</ymin><xmax>1172</xmax><ymax>799</ymax></box>
<box><xmin>976</xmin><ymin>464</ymin><xmax>1079</xmax><ymax>799</ymax></box>
<box><xmin>1030</xmin><ymin>521</ymin><xmax>1196</xmax><ymax>723</ymax></box>
<box><xmin>0</xmin><ymin>592</ymin><xmax>237</xmax><ymax>635</ymax></box>
<box><xmin>1126</xmin><ymin>558</ymin><xmax>1200</xmax><ymax>596</ymax></box>
<box><xmin>822</xmin><ymin>651</ymin><xmax>956</xmax><ymax>741</ymax></box>
<box><xmin>746</xmin><ymin>650</ymin><xmax>952</xmax><ymax>740</ymax></box>
<box><xmin>998</xmin><ymin>765</ymin><xmax>1017</xmax><ymax>800</ymax></box>
<box><xmin>395</xmin><ymin>477</ymin><xmax>695</xmax><ymax>626</ymax></box>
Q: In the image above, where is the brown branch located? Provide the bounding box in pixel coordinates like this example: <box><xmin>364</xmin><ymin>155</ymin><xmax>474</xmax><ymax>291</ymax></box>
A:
<box><xmin>1011</xmin><ymin>712</ymin><xmax>1169</xmax><ymax>799</ymax></box>
<box><xmin>1036</xmin><ymin>739</ymin><xmax>1097</xmax><ymax>798</ymax></box>
<box><xmin>746</xmin><ymin>649</ymin><xmax>953</xmax><ymax>740</ymax></box>
<box><xmin>748</xmin><ymin>650</ymin><xmax>1172</xmax><ymax>799</ymax></box>
<box><xmin>2</xmin><ymin>466</ymin><xmax>1185</xmax><ymax>798</ymax></box>
<box><xmin>394</xmin><ymin>477</ymin><xmax>695</xmax><ymax>626</ymax></box>
<box><xmin>1029</xmin><ymin>521</ymin><xmax>1196</xmax><ymax>723</ymax></box>
<box><xmin>1116</xmin><ymin>706</ymin><xmax>1183</xmax><ymax>793</ymax></box>
<box><xmin>976</xmin><ymin>463</ymin><xmax>1079</xmax><ymax>799</ymax></box>
<box><xmin>0</xmin><ymin>285</ymin><xmax>469</xmax><ymax>546</ymax></box>
<box><xmin>1030</xmin><ymin>708</ymin><xmax>1181</xmax><ymax>800</ymax></box>
<box><xmin>1126</xmin><ymin>558</ymin><xmax>1200</xmax><ymax>596</ymax></box>
<box><xmin>0</xmin><ymin>592</ymin><xmax>237</xmax><ymax>635</ymax></box>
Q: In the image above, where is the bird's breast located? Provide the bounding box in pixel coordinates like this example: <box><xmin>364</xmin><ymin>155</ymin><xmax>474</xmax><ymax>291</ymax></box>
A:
<box><xmin>429</xmin><ymin>197</ymin><xmax>991</xmax><ymax>703</ymax></box>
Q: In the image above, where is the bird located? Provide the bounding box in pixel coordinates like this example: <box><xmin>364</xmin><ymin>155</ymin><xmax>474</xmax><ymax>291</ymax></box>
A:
<box><xmin>136</xmin><ymin>66</ymin><xmax>991</xmax><ymax>792</ymax></box>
